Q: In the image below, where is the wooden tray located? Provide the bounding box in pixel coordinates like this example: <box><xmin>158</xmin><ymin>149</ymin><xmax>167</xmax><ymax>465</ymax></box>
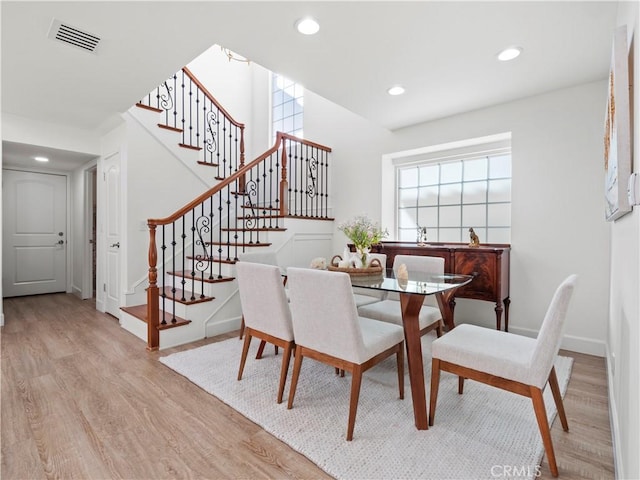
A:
<box><xmin>327</xmin><ymin>255</ymin><xmax>383</xmax><ymax>276</ymax></box>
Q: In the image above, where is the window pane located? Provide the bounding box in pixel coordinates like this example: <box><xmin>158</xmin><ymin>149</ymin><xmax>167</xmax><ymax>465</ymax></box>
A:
<box><xmin>464</xmin><ymin>158</ymin><xmax>487</xmax><ymax>181</ymax></box>
<box><xmin>417</xmin><ymin>186</ymin><xmax>439</xmax><ymax>206</ymax></box>
<box><xmin>439</xmin><ymin>205</ymin><xmax>460</xmax><ymax>227</ymax></box>
<box><xmin>487</xmin><ymin>227</ymin><xmax>510</xmax><ymax>244</ymax></box>
<box><xmin>398</xmin><ymin>208</ymin><xmax>418</xmax><ymax>228</ymax></box>
<box><xmin>398</xmin><ymin>187</ymin><xmax>418</xmax><ymax>208</ymax></box>
<box><xmin>398</xmin><ymin>228</ymin><xmax>418</xmax><ymax>242</ymax></box>
<box><xmin>417</xmin><ymin>206</ymin><xmax>438</xmax><ymax>227</ymax></box>
<box><xmin>462</xmin><ymin>204</ymin><xmax>486</xmax><ymax>227</ymax></box>
<box><xmin>439</xmin><ymin>228</ymin><xmax>461</xmax><ymax>243</ymax></box>
<box><xmin>273</xmin><ymin>105</ymin><xmax>283</xmax><ymax>121</ymax></box>
<box><xmin>441</xmin><ymin>161</ymin><xmax>462</xmax><ymax>183</ymax></box>
<box><xmin>439</xmin><ymin>183</ymin><xmax>461</xmax><ymax>205</ymax></box>
<box><xmin>283</xmin><ymin>101</ymin><xmax>294</xmax><ymax>118</ymax></box>
<box><xmin>489</xmin><ymin>154</ymin><xmax>511</xmax><ymax>179</ymax></box>
<box><xmin>462</xmin><ymin>180</ymin><xmax>487</xmax><ymax>204</ymax></box>
<box><xmin>488</xmin><ymin>203</ymin><xmax>511</xmax><ymax>227</ymax></box>
<box><xmin>399</xmin><ymin>168</ymin><xmax>419</xmax><ymax>188</ymax></box>
<box><xmin>272</xmin><ymin>90</ymin><xmax>284</xmax><ymax>106</ymax></box>
<box><xmin>419</xmin><ymin>165</ymin><xmax>439</xmax><ymax>186</ymax></box>
<box><xmin>488</xmin><ymin>179</ymin><xmax>511</xmax><ymax>202</ymax></box>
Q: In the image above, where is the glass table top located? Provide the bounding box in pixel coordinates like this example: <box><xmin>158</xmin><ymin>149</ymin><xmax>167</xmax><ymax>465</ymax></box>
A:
<box><xmin>349</xmin><ymin>268</ymin><xmax>474</xmax><ymax>296</ymax></box>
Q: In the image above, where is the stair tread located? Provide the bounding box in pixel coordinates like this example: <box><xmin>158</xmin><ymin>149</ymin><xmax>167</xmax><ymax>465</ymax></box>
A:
<box><xmin>160</xmin><ymin>286</ymin><xmax>214</xmax><ymax>304</ymax></box>
<box><xmin>178</xmin><ymin>143</ymin><xmax>202</xmax><ymax>151</ymax></box>
<box><xmin>184</xmin><ymin>256</ymin><xmax>237</xmax><ymax>264</ymax></box>
<box><xmin>197</xmin><ymin>161</ymin><xmax>219</xmax><ymax>167</ymax></box>
<box><xmin>221</xmin><ymin>227</ymin><xmax>287</xmax><ymax>232</ymax></box>
<box><xmin>238</xmin><ymin>215</ymin><xmax>285</xmax><ymax>220</ymax></box>
<box><xmin>158</xmin><ymin>123</ymin><xmax>183</xmax><ymax>133</ymax></box>
<box><xmin>203</xmin><ymin>242</ymin><xmax>272</xmax><ymax>247</ymax></box>
<box><xmin>120</xmin><ymin>305</ymin><xmax>192</xmax><ymax>330</ymax></box>
<box><xmin>241</xmin><ymin>205</ymin><xmax>280</xmax><ymax>211</ymax></box>
<box><xmin>168</xmin><ymin>271</ymin><xmax>236</xmax><ymax>283</ymax></box>
<box><xmin>135</xmin><ymin>103</ymin><xmax>162</xmax><ymax>113</ymax></box>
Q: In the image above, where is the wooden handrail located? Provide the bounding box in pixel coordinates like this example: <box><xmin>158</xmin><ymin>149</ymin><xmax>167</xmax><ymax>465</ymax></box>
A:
<box><xmin>182</xmin><ymin>67</ymin><xmax>245</xmax><ymax>129</ymax></box>
<box><xmin>147</xmin><ymin>132</ymin><xmax>331</xmax><ymax>226</ymax></box>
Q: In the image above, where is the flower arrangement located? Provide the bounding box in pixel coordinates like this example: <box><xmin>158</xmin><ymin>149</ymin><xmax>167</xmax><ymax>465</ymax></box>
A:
<box><xmin>338</xmin><ymin>215</ymin><xmax>388</xmax><ymax>266</ymax></box>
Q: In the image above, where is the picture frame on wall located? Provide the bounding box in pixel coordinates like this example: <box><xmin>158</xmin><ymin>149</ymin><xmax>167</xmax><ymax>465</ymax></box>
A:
<box><xmin>604</xmin><ymin>24</ymin><xmax>632</xmax><ymax>222</ymax></box>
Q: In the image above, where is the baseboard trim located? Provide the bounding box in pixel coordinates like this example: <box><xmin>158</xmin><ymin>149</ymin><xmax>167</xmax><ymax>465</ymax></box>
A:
<box><xmin>508</xmin><ymin>325</ymin><xmax>606</xmax><ymax>357</ymax></box>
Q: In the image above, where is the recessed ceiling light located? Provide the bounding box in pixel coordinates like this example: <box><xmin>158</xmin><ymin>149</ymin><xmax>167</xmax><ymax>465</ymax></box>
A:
<box><xmin>34</xmin><ymin>156</ymin><xmax>49</xmax><ymax>162</ymax></box>
<box><xmin>387</xmin><ymin>85</ymin><xmax>405</xmax><ymax>96</ymax></box>
<box><xmin>497</xmin><ymin>46</ymin><xmax>522</xmax><ymax>62</ymax></box>
<box><xmin>295</xmin><ymin>17</ymin><xmax>320</xmax><ymax>35</ymax></box>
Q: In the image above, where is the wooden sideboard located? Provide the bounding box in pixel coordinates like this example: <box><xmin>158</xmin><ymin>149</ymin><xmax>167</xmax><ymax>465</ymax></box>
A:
<box><xmin>370</xmin><ymin>242</ymin><xmax>511</xmax><ymax>331</ymax></box>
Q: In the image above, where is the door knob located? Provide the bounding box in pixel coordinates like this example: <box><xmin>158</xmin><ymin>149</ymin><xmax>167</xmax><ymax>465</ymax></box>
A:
<box><xmin>110</xmin><ymin>242</ymin><xmax>120</xmax><ymax>248</ymax></box>
<box><xmin>55</xmin><ymin>239</ymin><xmax>64</xmax><ymax>245</ymax></box>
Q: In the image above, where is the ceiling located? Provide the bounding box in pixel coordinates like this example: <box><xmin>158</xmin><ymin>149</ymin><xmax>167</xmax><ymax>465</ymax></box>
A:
<box><xmin>1</xmin><ymin>1</ymin><xmax>620</xmax><ymax>171</ymax></box>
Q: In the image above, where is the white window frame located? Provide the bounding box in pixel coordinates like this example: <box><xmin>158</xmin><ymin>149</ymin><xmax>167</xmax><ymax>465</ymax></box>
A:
<box><xmin>381</xmin><ymin>133</ymin><xmax>512</xmax><ymax>243</ymax></box>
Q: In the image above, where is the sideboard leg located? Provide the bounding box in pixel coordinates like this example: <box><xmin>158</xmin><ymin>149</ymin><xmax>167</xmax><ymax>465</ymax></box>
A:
<box><xmin>494</xmin><ymin>302</ymin><xmax>504</xmax><ymax>331</ymax></box>
<box><xmin>503</xmin><ymin>297</ymin><xmax>511</xmax><ymax>332</ymax></box>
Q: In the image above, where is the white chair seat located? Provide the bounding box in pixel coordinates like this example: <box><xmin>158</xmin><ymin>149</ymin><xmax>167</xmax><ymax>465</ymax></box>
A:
<box><xmin>358</xmin><ymin>316</ymin><xmax>405</xmax><ymax>362</ymax></box>
<box><xmin>354</xmin><ymin>294</ymin><xmax>382</xmax><ymax>307</ymax></box>
<box><xmin>358</xmin><ymin>300</ymin><xmax>442</xmax><ymax>331</ymax></box>
<box><xmin>432</xmin><ymin>324</ymin><xmax>538</xmax><ymax>387</ymax></box>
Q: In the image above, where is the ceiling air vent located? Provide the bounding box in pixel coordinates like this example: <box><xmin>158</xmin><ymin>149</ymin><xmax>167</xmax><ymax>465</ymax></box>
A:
<box><xmin>47</xmin><ymin>19</ymin><xmax>100</xmax><ymax>54</ymax></box>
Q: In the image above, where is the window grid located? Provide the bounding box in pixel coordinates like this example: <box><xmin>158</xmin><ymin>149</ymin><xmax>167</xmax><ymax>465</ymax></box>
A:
<box><xmin>271</xmin><ymin>73</ymin><xmax>304</xmax><ymax>140</ymax></box>
<box><xmin>397</xmin><ymin>154</ymin><xmax>511</xmax><ymax>243</ymax></box>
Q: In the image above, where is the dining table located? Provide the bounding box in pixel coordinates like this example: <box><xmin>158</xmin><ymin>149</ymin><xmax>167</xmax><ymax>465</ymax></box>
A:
<box><xmin>350</xmin><ymin>269</ymin><xmax>474</xmax><ymax>430</ymax></box>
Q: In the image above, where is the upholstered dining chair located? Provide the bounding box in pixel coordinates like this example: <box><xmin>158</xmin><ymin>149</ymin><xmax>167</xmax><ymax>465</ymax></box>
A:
<box><xmin>429</xmin><ymin>274</ymin><xmax>577</xmax><ymax>477</ymax></box>
<box><xmin>353</xmin><ymin>253</ymin><xmax>388</xmax><ymax>307</ymax></box>
<box><xmin>286</xmin><ymin>267</ymin><xmax>405</xmax><ymax>441</ymax></box>
<box><xmin>235</xmin><ymin>261</ymin><xmax>294</xmax><ymax>404</ymax></box>
<box><xmin>357</xmin><ymin>254</ymin><xmax>445</xmax><ymax>337</ymax></box>
<box><xmin>237</xmin><ymin>250</ymin><xmax>286</xmax><ymax>343</ymax></box>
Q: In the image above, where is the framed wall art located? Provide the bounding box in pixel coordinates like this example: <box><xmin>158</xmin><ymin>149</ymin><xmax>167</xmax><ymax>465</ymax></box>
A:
<box><xmin>604</xmin><ymin>24</ymin><xmax>632</xmax><ymax>222</ymax></box>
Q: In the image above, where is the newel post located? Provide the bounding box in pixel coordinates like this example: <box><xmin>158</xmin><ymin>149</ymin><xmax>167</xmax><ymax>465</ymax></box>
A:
<box><xmin>239</xmin><ymin>125</ymin><xmax>246</xmax><ymax>193</ymax></box>
<box><xmin>147</xmin><ymin>223</ymin><xmax>160</xmax><ymax>351</ymax></box>
<box><xmin>280</xmin><ymin>140</ymin><xmax>289</xmax><ymax>216</ymax></box>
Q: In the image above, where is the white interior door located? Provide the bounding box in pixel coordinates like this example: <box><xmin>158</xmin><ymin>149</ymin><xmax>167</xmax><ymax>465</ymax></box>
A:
<box><xmin>103</xmin><ymin>154</ymin><xmax>121</xmax><ymax>317</ymax></box>
<box><xmin>2</xmin><ymin>170</ymin><xmax>67</xmax><ymax>297</ymax></box>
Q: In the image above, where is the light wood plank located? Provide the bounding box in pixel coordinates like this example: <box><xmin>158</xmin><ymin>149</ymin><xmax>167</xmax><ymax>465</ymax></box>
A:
<box><xmin>1</xmin><ymin>293</ymin><xmax>614</xmax><ymax>479</ymax></box>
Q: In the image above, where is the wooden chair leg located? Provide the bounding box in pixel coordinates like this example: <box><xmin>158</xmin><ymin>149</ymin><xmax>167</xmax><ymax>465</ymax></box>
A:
<box><xmin>287</xmin><ymin>347</ymin><xmax>303</xmax><ymax>410</ymax></box>
<box><xmin>239</xmin><ymin>315</ymin><xmax>245</xmax><ymax>339</ymax></box>
<box><xmin>255</xmin><ymin>340</ymin><xmax>267</xmax><ymax>359</ymax></box>
<box><xmin>548</xmin><ymin>366</ymin><xmax>569</xmax><ymax>432</ymax></box>
<box><xmin>458</xmin><ymin>376</ymin><xmax>464</xmax><ymax>394</ymax></box>
<box><xmin>429</xmin><ymin>358</ymin><xmax>441</xmax><ymax>426</ymax></box>
<box><xmin>277</xmin><ymin>342</ymin><xmax>293</xmax><ymax>404</ymax></box>
<box><xmin>396</xmin><ymin>343</ymin><xmax>404</xmax><ymax>400</ymax></box>
<box><xmin>237</xmin><ymin>333</ymin><xmax>252</xmax><ymax>380</ymax></box>
<box><xmin>530</xmin><ymin>386</ymin><xmax>559</xmax><ymax>477</ymax></box>
<box><xmin>347</xmin><ymin>366</ymin><xmax>363</xmax><ymax>441</ymax></box>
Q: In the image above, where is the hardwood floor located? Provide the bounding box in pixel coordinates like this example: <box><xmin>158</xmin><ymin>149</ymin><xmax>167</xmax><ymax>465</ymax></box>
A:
<box><xmin>2</xmin><ymin>293</ymin><xmax>615</xmax><ymax>479</ymax></box>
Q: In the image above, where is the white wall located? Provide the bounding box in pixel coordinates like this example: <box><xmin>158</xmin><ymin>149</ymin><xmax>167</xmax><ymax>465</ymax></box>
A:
<box><xmin>388</xmin><ymin>81</ymin><xmax>610</xmax><ymax>356</ymax></box>
<box><xmin>608</xmin><ymin>4</ymin><xmax>639</xmax><ymax>479</ymax></box>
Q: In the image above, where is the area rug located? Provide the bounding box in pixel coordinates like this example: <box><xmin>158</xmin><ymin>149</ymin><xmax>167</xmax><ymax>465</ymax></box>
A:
<box><xmin>160</xmin><ymin>334</ymin><xmax>573</xmax><ymax>480</ymax></box>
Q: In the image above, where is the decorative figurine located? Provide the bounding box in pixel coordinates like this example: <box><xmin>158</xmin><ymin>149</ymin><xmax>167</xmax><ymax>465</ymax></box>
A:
<box><xmin>417</xmin><ymin>226</ymin><xmax>428</xmax><ymax>246</ymax></box>
<box><xmin>469</xmin><ymin>227</ymin><xmax>480</xmax><ymax>247</ymax></box>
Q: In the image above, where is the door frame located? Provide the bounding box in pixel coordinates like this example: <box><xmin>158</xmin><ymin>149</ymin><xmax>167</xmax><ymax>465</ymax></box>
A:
<box><xmin>81</xmin><ymin>164</ymin><xmax>98</xmax><ymax>299</ymax></box>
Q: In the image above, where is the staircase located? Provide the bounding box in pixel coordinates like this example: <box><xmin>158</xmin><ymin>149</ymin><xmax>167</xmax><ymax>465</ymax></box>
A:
<box><xmin>119</xmin><ymin>66</ymin><xmax>333</xmax><ymax>350</ymax></box>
